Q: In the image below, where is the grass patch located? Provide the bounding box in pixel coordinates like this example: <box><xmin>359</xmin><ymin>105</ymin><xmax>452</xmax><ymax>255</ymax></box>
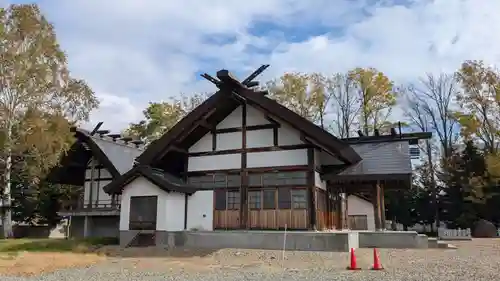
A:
<box><xmin>0</xmin><ymin>237</ymin><xmax>119</xmax><ymax>253</ymax></box>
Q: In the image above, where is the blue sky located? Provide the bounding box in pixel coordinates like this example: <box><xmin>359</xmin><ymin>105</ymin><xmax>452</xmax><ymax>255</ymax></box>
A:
<box><xmin>3</xmin><ymin>0</ymin><xmax>500</xmax><ymax>131</ymax></box>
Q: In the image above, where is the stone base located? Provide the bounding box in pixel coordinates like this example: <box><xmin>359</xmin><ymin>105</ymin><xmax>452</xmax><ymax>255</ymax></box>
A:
<box><xmin>121</xmin><ymin>230</ymin><xmax>358</xmax><ymax>252</ymax></box>
<box><xmin>358</xmin><ymin>230</ymin><xmax>429</xmax><ymax>249</ymax></box>
<box><xmin>120</xmin><ymin>230</ymin><xmax>434</xmax><ymax>251</ymax></box>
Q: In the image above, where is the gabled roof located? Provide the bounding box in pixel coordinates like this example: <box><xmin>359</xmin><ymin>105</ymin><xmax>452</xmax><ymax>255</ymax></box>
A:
<box><xmin>323</xmin><ymin>142</ymin><xmax>412</xmax><ymax>183</ymax></box>
<box><xmin>46</xmin><ymin>128</ymin><xmax>143</xmax><ymax>185</ymax></box>
<box><xmin>102</xmin><ymin>165</ymin><xmax>199</xmax><ymax>195</ymax></box>
<box><xmin>136</xmin><ymin>87</ymin><xmax>361</xmax><ymax>165</ymax></box>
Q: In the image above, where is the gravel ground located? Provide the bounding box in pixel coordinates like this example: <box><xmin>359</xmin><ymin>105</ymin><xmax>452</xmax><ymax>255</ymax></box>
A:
<box><xmin>2</xmin><ymin>239</ymin><xmax>500</xmax><ymax>281</ymax></box>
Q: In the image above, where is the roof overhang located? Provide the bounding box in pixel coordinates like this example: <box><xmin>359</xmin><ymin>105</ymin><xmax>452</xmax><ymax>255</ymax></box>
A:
<box><xmin>46</xmin><ymin>128</ymin><xmax>121</xmax><ymax>186</ymax></box>
<box><xmin>103</xmin><ymin>165</ymin><xmax>198</xmax><ymax>195</ymax></box>
<box><xmin>136</xmin><ymin>66</ymin><xmax>362</xmax><ymax>166</ymax></box>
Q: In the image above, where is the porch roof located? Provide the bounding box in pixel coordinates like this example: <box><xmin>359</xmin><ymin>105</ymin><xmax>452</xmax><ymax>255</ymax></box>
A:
<box><xmin>103</xmin><ymin>165</ymin><xmax>199</xmax><ymax>195</ymax></box>
<box><xmin>322</xmin><ymin>142</ymin><xmax>413</xmax><ymax>188</ymax></box>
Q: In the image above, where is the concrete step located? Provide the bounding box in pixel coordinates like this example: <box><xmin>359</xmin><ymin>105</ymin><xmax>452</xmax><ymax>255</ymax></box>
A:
<box><xmin>437</xmin><ymin>241</ymin><xmax>457</xmax><ymax>249</ymax></box>
<box><xmin>428</xmin><ymin>237</ymin><xmax>439</xmax><ymax>248</ymax></box>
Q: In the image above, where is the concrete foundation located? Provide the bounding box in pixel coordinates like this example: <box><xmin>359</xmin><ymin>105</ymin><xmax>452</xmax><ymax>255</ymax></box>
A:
<box><xmin>358</xmin><ymin>230</ymin><xmax>428</xmax><ymax>249</ymax></box>
<box><xmin>119</xmin><ymin>230</ymin><xmax>432</xmax><ymax>251</ymax></box>
<box><xmin>121</xmin><ymin>230</ymin><xmax>359</xmax><ymax>252</ymax></box>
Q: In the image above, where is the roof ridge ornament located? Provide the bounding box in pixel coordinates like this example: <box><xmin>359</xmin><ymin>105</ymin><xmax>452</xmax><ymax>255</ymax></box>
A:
<box><xmin>200</xmin><ymin>64</ymin><xmax>270</xmax><ymax>95</ymax></box>
<box><xmin>78</xmin><ymin>122</ymin><xmax>146</xmax><ymax>150</ymax></box>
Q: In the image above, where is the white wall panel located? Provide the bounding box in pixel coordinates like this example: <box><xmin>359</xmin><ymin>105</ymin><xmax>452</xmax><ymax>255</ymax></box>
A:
<box><xmin>246</xmin><ymin>106</ymin><xmax>271</xmax><ymax>126</ymax></box>
<box><xmin>348</xmin><ymin>195</ymin><xmax>375</xmax><ymax>231</ymax></box>
<box><xmin>188</xmin><ymin>154</ymin><xmax>241</xmax><ymax>171</ymax></box>
<box><xmin>189</xmin><ymin>133</ymin><xmax>212</xmax><ymax>153</ymax></box>
<box><xmin>246</xmin><ymin>149</ymin><xmax>308</xmax><ymax>168</ymax></box>
<box><xmin>165</xmin><ymin>193</ymin><xmax>186</xmax><ymax>231</ymax></box>
<box><xmin>216</xmin><ymin>106</ymin><xmax>242</xmax><ymax>129</ymax></box>
<box><xmin>315</xmin><ymin>172</ymin><xmax>326</xmax><ymax>190</ymax></box>
<box><xmin>119</xmin><ymin>177</ymin><xmax>169</xmax><ymax>231</ymax></box>
<box><xmin>187</xmin><ymin>190</ymin><xmax>213</xmax><ymax>231</ymax></box>
<box><xmin>278</xmin><ymin>124</ymin><xmax>303</xmax><ymax>146</ymax></box>
<box><xmin>246</xmin><ymin>129</ymin><xmax>274</xmax><ymax>148</ymax></box>
<box><xmin>216</xmin><ymin>132</ymin><xmax>242</xmax><ymax>150</ymax></box>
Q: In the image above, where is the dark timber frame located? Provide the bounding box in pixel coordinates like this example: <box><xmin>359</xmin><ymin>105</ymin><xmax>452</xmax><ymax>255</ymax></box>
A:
<box><xmin>133</xmin><ymin>65</ymin><xmax>363</xmax><ymax>231</ymax></box>
<box><xmin>47</xmin><ymin>125</ymin><xmax>121</xmax><ymax>186</ymax></box>
<box><xmin>133</xmin><ymin>64</ymin><xmax>431</xmax><ymax>232</ymax></box>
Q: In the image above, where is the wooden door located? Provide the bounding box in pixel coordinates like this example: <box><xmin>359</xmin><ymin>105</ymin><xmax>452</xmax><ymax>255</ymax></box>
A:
<box><xmin>213</xmin><ymin>189</ymin><xmax>241</xmax><ymax>229</ymax></box>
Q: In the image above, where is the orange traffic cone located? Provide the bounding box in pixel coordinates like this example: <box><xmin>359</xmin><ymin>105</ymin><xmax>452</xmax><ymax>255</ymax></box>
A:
<box><xmin>346</xmin><ymin>248</ymin><xmax>361</xmax><ymax>270</ymax></box>
<box><xmin>371</xmin><ymin>248</ymin><xmax>384</xmax><ymax>270</ymax></box>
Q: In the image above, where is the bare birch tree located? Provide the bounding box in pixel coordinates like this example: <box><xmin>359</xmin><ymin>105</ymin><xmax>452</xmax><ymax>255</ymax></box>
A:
<box><xmin>405</xmin><ymin>73</ymin><xmax>460</xmax><ymax>228</ymax></box>
<box><xmin>326</xmin><ymin>73</ymin><xmax>360</xmax><ymax>138</ymax></box>
<box><xmin>0</xmin><ymin>4</ymin><xmax>98</xmax><ymax>237</ymax></box>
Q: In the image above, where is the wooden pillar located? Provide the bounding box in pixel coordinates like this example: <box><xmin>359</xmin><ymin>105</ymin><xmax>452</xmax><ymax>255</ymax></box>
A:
<box><xmin>380</xmin><ymin>183</ymin><xmax>386</xmax><ymax>230</ymax></box>
<box><xmin>307</xmin><ymin>148</ymin><xmax>316</xmax><ymax>230</ymax></box>
<box><xmin>240</xmin><ymin>102</ymin><xmax>248</xmax><ymax>229</ymax></box>
<box><xmin>337</xmin><ymin>188</ymin><xmax>343</xmax><ymax>230</ymax></box>
<box><xmin>342</xmin><ymin>188</ymin><xmax>349</xmax><ymax>229</ymax></box>
<box><xmin>325</xmin><ymin>186</ymin><xmax>332</xmax><ymax>229</ymax></box>
<box><xmin>372</xmin><ymin>182</ymin><xmax>382</xmax><ymax>231</ymax></box>
<box><xmin>88</xmin><ymin>158</ymin><xmax>95</xmax><ymax>208</ymax></box>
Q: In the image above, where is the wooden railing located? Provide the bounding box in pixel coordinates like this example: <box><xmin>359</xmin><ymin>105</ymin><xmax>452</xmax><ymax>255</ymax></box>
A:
<box><xmin>60</xmin><ymin>199</ymin><xmax>120</xmax><ymax>211</ymax></box>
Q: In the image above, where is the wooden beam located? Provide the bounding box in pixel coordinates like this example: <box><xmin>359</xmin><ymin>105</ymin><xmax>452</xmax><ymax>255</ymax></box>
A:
<box><xmin>90</xmin><ymin>122</ymin><xmax>104</xmax><ymax>135</ymax></box>
<box><xmin>240</xmin><ymin>102</ymin><xmax>248</xmax><ymax>229</ymax></box>
<box><xmin>264</xmin><ymin>115</ymin><xmax>280</xmax><ymax>126</ymax></box>
<box><xmin>188</xmin><ymin>144</ymin><xmax>312</xmax><ymax>157</ymax></box>
<box><xmin>185</xmin><ymin>165</ymin><xmax>309</xmax><ymax>177</ymax></box>
<box><xmin>183</xmin><ymin>151</ymin><xmax>189</xmax><ymax>230</ymax></box>
<box><xmin>212</xmin><ymin>130</ymin><xmax>216</xmax><ymax>151</ymax></box>
<box><xmin>168</xmin><ymin>145</ymin><xmax>187</xmax><ymax>154</ymax></box>
<box><xmin>372</xmin><ymin>182</ymin><xmax>382</xmax><ymax>231</ymax></box>
<box><xmin>215</xmin><ymin>124</ymin><xmax>277</xmax><ymax>134</ymax></box>
<box><xmin>195</xmin><ymin>119</ymin><xmax>212</xmax><ymax>129</ymax></box>
<box><xmin>307</xmin><ymin>148</ymin><xmax>316</xmax><ymax>230</ymax></box>
<box><xmin>380</xmin><ymin>183</ymin><xmax>386</xmax><ymax>230</ymax></box>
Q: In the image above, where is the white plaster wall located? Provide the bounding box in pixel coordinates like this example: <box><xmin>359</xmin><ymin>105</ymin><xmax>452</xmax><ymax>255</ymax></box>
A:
<box><xmin>247</xmin><ymin>129</ymin><xmax>274</xmax><ymax>148</ymax></box>
<box><xmin>165</xmin><ymin>193</ymin><xmax>186</xmax><ymax>231</ymax></box>
<box><xmin>217</xmin><ymin>106</ymin><xmax>242</xmax><ymax>129</ymax></box>
<box><xmin>119</xmin><ymin>177</ymin><xmax>169</xmax><ymax>231</ymax></box>
<box><xmin>84</xmin><ymin>158</ymin><xmax>113</xmax><ymax>205</ymax></box>
<box><xmin>348</xmin><ymin>195</ymin><xmax>375</xmax><ymax>231</ymax></box>
<box><xmin>216</xmin><ymin>132</ymin><xmax>242</xmax><ymax>150</ymax></box>
<box><xmin>188</xmin><ymin>154</ymin><xmax>241</xmax><ymax>171</ymax></box>
<box><xmin>277</xmin><ymin>124</ymin><xmax>303</xmax><ymax>146</ymax></box>
<box><xmin>187</xmin><ymin>190</ymin><xmax>214</xmax><ymax>231</ymax></box>
<box><xmin>188</xmin><ymin>104</ymin><xmax>309</xmax><ymax>155</ymax></box>
<box><xmin>189</xmin><ymin>134</ymin><xmax>212</xmax><ymax>153</ymax></box>
<box><xmin>314</xmin><ymin>172</ymin><xmax>326</xmax><ymax>190</ymax></box>
<box><xmin>319</xmin><ymin>150</ymin><xmax>343</xmax><ymax>165</ymax></box>
<box><xmin>247</xmin><ymin>149</ymin><xmax>308</xmax><ymax>168</ymax></box>
<box><xmin>97</xmin><ymin>180</ymin><xmax>112</xmax><ymax>202</ymax></box>
<box><xmin>246</xmin><ymin>106</ymin><xmax>270</xmax><ymax>126</ymax></box>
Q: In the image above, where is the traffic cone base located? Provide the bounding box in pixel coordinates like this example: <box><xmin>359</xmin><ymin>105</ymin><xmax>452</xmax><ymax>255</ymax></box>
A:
<box><xmin>371</xmin><ymin>248</ymin><xmax>384</xmax><ymax>270</ymax></box>
<box><xmin>347</xmin><ymin>248</ymin><xmax>361</xmax><ymax>270</ymax></box>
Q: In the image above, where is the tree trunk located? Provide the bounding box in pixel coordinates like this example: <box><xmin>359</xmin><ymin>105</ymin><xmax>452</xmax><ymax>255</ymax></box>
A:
<box><xmin>426</xmin><ymin>140</ymin><xmax>440</xmax><ymax>229</ymax></box>
<box><xmin>2</xmin><ymin>122</ymin><xmax>14</xmax><ymax>239</ymax></box>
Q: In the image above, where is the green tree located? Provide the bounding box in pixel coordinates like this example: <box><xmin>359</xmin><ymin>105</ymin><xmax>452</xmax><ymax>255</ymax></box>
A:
<box><xmin>266</xmin><ymin>73</ymin><xmax>330</xmax><ymax>127</ymax></box>
<box><xmin>348</xmin><ymin>68</ymin><xmax>397</xmax><ymax>135</ymax></box>
<box><xmin>440</xmin><ymin>141</ymin><xmax>488</xmax><ymax>228</ymax></box>
<box><xmin>0</xmin><ymin>4</ymin><xmax>98</xmax><ymax>237</ymax></box>
<box><xmin>125</xmin><ymin>93</ymin><xmax>208</xmax><ymax>143</ymax></box>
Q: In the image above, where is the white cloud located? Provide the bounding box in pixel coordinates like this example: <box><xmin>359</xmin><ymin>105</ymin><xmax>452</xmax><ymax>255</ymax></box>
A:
<box><xmin>23</xmin><ymin>0</ymin><xmax>500</xmax><ymax>130</ymax></box>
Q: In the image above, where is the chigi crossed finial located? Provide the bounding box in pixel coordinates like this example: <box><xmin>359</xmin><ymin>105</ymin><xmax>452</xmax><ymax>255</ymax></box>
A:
<box><xmin>200</xmin><ymin>64</ymin><xmax>270</xmax><ymax>92</ymax></box>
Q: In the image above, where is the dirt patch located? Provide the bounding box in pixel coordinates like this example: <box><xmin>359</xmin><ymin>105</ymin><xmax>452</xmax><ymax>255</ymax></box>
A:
<box><xmin>0</xmin><ymin>252</ymin><xmax>106</xmax><ymax>277</ymax></box>
<box><xmin>97</xmin><ymin>246</ymin><xmax>359</xmax><ymax>273</ymax></box>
